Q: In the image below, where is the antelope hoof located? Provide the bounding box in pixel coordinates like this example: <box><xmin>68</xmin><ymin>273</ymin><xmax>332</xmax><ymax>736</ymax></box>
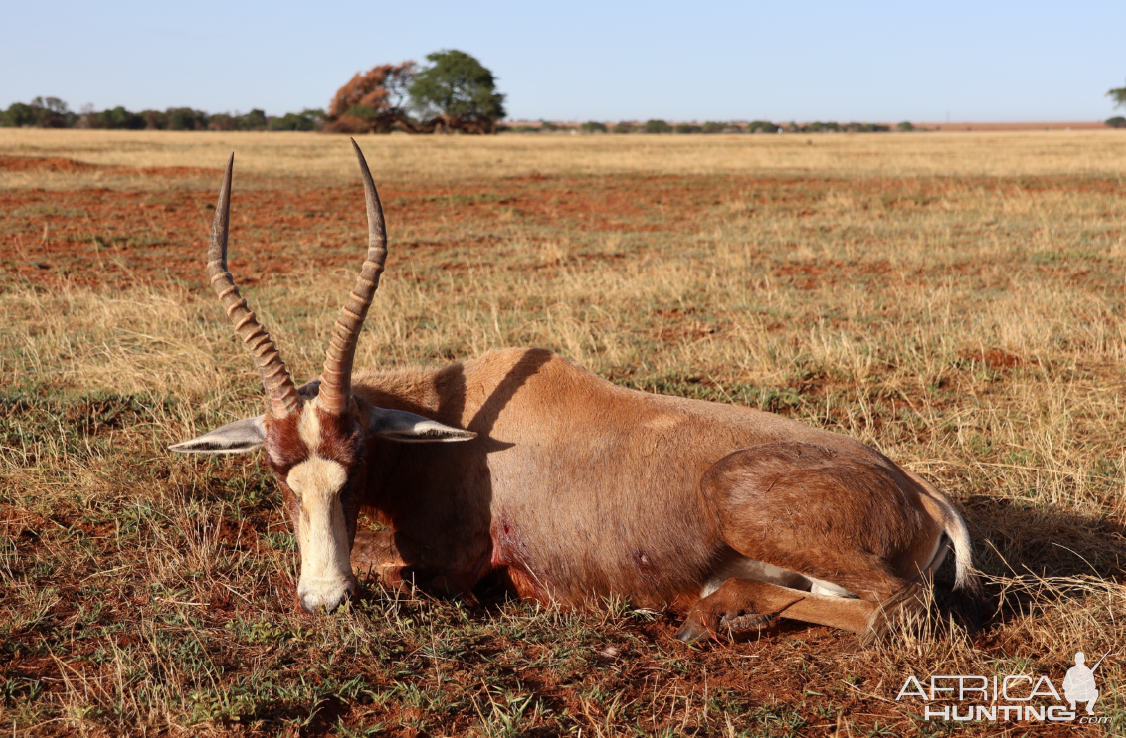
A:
<box><xmin>720</xmin><ymin>611</ymin><xmax>772</xmax><ymax>634</ymax></box>
<box><xmin>675</xmin><ymin>619</ymin><xmax>708</xmax><ymax>642</ymax></box>
<box><xmin>676</xmin><ymin>607</ymin><xmax>770</xmax><ymax>642</ymax></box>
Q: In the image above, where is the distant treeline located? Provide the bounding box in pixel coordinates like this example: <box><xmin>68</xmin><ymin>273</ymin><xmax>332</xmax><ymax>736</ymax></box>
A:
<box><xmin>529</xmin><ymin>120</ymin><xmax>905</xmax><ymax>134</ymax></box>
<box><xmin>0</xmin><ymin>97</ymin><xmax>325</xmax><ymax>131</ymax></box>
<box><xmin>4</xmin><ymin>97</ymin><xmax>976</xmax><ymax>137</ymax></box>
<box><xmin>0</xmin><ymin>101</ymin><xmax>908</xmax><ymax>135</ymax></box>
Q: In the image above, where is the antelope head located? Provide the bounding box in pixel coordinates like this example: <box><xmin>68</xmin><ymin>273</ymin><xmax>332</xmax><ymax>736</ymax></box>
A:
<box><xmin>170</xmin><ymin>141</ymin><xmax>475</xmax><ymax>614</ymax></box>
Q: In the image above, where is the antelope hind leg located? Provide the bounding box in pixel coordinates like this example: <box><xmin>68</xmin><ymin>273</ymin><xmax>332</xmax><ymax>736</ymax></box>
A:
<box><xmin>696</xmin><ymin>443</ymin><xmax>938</xmax><ymax>641</ymax></box>
<box><xmin>676</xmin><ymin>578</ymin><xmax>870</xmax><ymax>641</ymax></box>
<box><xmin>676</xmin><ymin>578</ymin><xmax>925</xmax><ymax>642</ymax></box>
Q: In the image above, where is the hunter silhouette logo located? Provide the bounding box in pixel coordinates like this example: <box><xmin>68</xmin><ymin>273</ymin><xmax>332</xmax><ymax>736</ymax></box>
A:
<box><xmin>894</xmin><ymin>649</ymin><xmax>1113</xmax><ymax>724</ymax></box>
<box><xmin>1063</xmin><ymin>652</ymin><xmax>1105</xmax><ymax>715</ymax></box>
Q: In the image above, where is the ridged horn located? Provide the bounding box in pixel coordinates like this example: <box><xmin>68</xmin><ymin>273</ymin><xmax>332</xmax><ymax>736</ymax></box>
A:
<box><xmin>207</xmin><ymin>153</ymin><xmax>301</xmax><ymax>418</ymax></box>
<box><xmin>317</xmin><ymin>139</ymin><xmax>388</xmax><ymax>415</ymax></box>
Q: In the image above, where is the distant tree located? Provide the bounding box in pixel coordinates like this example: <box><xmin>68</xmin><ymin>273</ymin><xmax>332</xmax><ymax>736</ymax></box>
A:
<box><xmin>6</xmin><ymin>97</ymin><xmax>78</xmax><ymax>127</ymax></box>
<box><xmin>409</xmin><ymin>50</ymin><xmax>505</xmax><ymax>133</ymax></box>
<box><xmin>1107</xmin><ymin>116</ymin><xmax>1126</xmax><ymax>129</ymax></box>
<box><xmin>212</xmin><ymin>110</ymin><xmax>269</xmax><ymax>131</ymax></box>
<box><xmin>746</xmin><ymin>120</ymin><xmax>778</xmax><ymax>133</ymax></box>
<box><xmin>207</xmin><ymin>113</ymin><xmax>236</xmax><ymax>131</ymax></box>
<box><xmin>239</xmin><ymin>109</ymin><xmax>268</xmax><ymax>130</ymax></box>
<box><xmin>1107</xmin><ymin>81</ymin><xmax>1126</xmax><ymax>109</ymax></box>
<box><xmin>269</xmin><ymin>109</ymin><xmax>325</xmax><ymax>131</ymax></box>
<box><xmin>612</xmin><ymin>122</ymin><xmax>634</xmax><ymax>134</ymax></box>
<box><xmin>1</xmin><ymin>102</ymin><xmax>36</xmax><ymax>127</ymax></box>
<box><xmin>806</xmin><ymin>121</ymin><xmax>841</xmax><ymax>132</ymax></box>
<box><xmin>142</xmin><ymin>110</ymin><xmax>167</xmax><ymax>129</ymax></box>
<box><xmin>38</xmin><ymin>97</ymin><xmax>72</xmax><ymax>127</ymax></box>
<box><xmin>540</xmin><ymin>120</ymin><xmax>559</xmax><ymax>132</ymax></box>
<box><xmin>644</xmin><ymin>119</ymin><xmax>671</xmax><ymax>134</ymax></box>
<box><xmin>580</xmin><ymin>121</ymin><xmax>607</xmax><ymax>133</ymax></box>
<box><xmin>701</xmin><ymin>121</ymin><xmax>725</xmax><ymax>133</ymax></box>
<box><xmin>165</xmin><ymin>107</ymin><xmax>208</xmax><ymax>130</ymax></box>
<box><xmin>674</xmin><ymin>123</ymin><xmax>701</xmax><ymax>134</ymax></box>
<box><xmin>326</xmin><ymin>62</ymin><xmax>416</xmax><ymax>134</ymax></box>
<box><xmin>78</xmin><ymin>105</ymin><xmax>145</xmax><ymax>129</ymax></box>
<box><xmin>896</xmin><ymin>121</ymin><xmax>915</xmax><ymax>132</ymax></box>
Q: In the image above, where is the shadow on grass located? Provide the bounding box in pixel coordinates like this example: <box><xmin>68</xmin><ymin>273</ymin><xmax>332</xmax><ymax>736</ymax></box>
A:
<box><xmin>953</xmin><ymin>496</ymin><xmax>1126</xmax><ymax>633</ymax></box>
<box><xmin>965</xmin><ymin>495</ymin><xmax>1125</xmax><ymax>582</ymax></box>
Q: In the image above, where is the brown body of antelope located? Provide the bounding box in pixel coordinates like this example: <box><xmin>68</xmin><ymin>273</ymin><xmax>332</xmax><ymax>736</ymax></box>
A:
<box><xmin>172</xmin><ymin>142</ymin><xmax>980</xmax><ymax>642</ymax></box>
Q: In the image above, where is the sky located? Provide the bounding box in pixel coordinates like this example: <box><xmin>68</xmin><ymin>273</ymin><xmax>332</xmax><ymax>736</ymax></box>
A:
<box><xmin>3</xmin><ymin>1</ymin><xmax>1125</xmax><ymax>123</ymax></box>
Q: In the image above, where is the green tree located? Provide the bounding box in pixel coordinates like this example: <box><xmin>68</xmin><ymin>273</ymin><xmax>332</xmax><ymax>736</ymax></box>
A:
<box><xmin>1107</xmin><ymin>116</ymin><xmax>1126</xmax><ymax>129</ymax></box>
<box><xmin>806</xmin><ymin>121</ymin><xmax>840</xmax><ymax>132</ymax></box>
<box><xmin>409</xmin><ymin>50</ymin><xmax>505</xmax><ymax>133</ymax></box>
<box><xmin>1</xmin><ymin>102</ymin><xmax>36</xmax><ymax>127</ymax></box>
<box><xmin>165</xmin><ymin>107</ymin><xmax>208</xmax><ymax>130</ymax></box>
<box><xmin>244</xmin><ymin>109</ymin><xmax>268</xmax><ymax>130</ymax></box>
<box><xmin>1107</xmin><ymin>81</ymin><xmax>1126</xmax><ymax>109</ymax></box>
<box><xmin>581</xmin><ymin>121</ymin><xmax>607</xmax><ymax>133</ymax></box>
<box><xmin>269</xmin><ymin>109</ymin><xmax>325</xmax><ymax>131</ymax></box>
<box><xmin>78</xmin><ymin>106</ymin><xmax>144</xmax><ymax>129</ymax></box>
<box><xmin>644</xmin><ymin>119</ymin><xmax>671</xmax><ymax>134</ymax></box>
<box><xmin>142</xmin><ymin>110</ymin><xmax>167</xmax><ymax>129</ymax></box>
<box><xmin>21</xmin><ymin>97</ymin><xmax>76</xmax><ymax>127</ymax></box>
<box><xmin>747</xmin><ymin>120</ymin><xmax>778</xmax><ymax>133</ymax></box>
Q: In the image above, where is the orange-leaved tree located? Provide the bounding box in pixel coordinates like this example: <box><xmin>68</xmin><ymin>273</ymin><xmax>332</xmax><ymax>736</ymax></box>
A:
<box><xmin>324</xmin><ymin>62</ymin><xmax>418</xmax><ymax>134</ymax></box>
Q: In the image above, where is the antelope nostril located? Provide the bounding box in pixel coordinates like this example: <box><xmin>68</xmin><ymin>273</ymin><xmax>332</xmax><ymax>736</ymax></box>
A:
<box><xmin>299</xmin><ymin>587</ymin><xmax>354</xmax><ymax>615</ymax></box>
<box><xmin>328</xmin><ymin>589</ymin><xmax>355</xmax><ymax>613</ymax></box>
<box><xmin>301</xmin><ymin>596</ymin><xmax>338</xmax><ymax>614</ymax></box>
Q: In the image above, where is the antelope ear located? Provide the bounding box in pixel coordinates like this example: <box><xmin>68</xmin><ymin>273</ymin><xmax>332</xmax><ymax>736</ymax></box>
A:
<box><xmin>169</xmin><ymin>415</ymin><xmax>267</xmax><ymax>454</ymax></box>
<box><xmin>357</xmin><ymin>399</ymin><xmax>476</xmax><ymax>443</ymax></box>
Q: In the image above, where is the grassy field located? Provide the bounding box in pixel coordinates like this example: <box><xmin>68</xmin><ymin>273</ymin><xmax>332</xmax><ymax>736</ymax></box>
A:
<box><xmin>2</xmin><ymin>129</ymin><xmax>1125</xmax><ymax>736</ymax></box>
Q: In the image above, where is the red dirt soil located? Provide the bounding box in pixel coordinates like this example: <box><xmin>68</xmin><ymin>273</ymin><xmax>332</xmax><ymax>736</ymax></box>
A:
<box><xmin>6</xmin><ymin>157</ymin><xmax>1126</xmax><ymax>292</ymax></box>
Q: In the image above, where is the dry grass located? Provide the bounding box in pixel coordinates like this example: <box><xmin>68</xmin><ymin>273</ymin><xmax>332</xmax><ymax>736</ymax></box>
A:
<box><xmin>1</xmin><ymin>130</ymin><xmax>1124</xmax><ymax>736</ymax></box>
<box><xmin>4</xmin><ymin>128</ymin><xmax>1126</xmax><ymax>190</ymax></box>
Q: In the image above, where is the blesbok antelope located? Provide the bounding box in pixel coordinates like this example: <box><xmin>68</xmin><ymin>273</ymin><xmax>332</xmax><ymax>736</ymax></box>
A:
<box><xmin>171</xmin><ymin>141</ymin><xmax>980</xmax><ymax>642</ymax></box>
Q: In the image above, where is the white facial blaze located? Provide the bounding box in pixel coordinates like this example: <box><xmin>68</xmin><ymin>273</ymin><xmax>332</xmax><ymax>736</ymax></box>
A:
<box><xmin>287</xmin><ymin>410</ymin><xmax>355</xmax><ymax>611</ymax></box>
<box><xmin>297</xmin><ymin>403</ymin><xmax>323</xmax><ymax>448</ymax></box>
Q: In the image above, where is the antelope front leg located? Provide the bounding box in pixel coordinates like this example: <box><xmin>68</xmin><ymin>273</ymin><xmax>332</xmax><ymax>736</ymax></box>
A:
<box><xmin>350</xmin><ymin>529</ymin><xmax>410</xmax><ymax>586</ymax></box>
<box><xmin>351</xmin><ymin>529</ymin><xmax>481</xmax><ymax>599</ymax></box>
<box><xmin>676</xmin><ymin>578</ymin><xmax>918</xmax><ymax>642</ymax></box>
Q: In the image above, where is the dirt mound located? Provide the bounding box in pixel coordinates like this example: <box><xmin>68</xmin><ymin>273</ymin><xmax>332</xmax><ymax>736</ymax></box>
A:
<box><xmin>0</xmin><ymin>155</ymin><xmax>217</xmax><ymax>178</ymax></box>
<box><xmin>134</xmin><ymin>165</ymin><xmax>217</xmax><ymax>178</ymax></box>
<box><xmin>0</xmin><ymin>155</ymin><xmax>100</xmax><ymax>173</ymax></box>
